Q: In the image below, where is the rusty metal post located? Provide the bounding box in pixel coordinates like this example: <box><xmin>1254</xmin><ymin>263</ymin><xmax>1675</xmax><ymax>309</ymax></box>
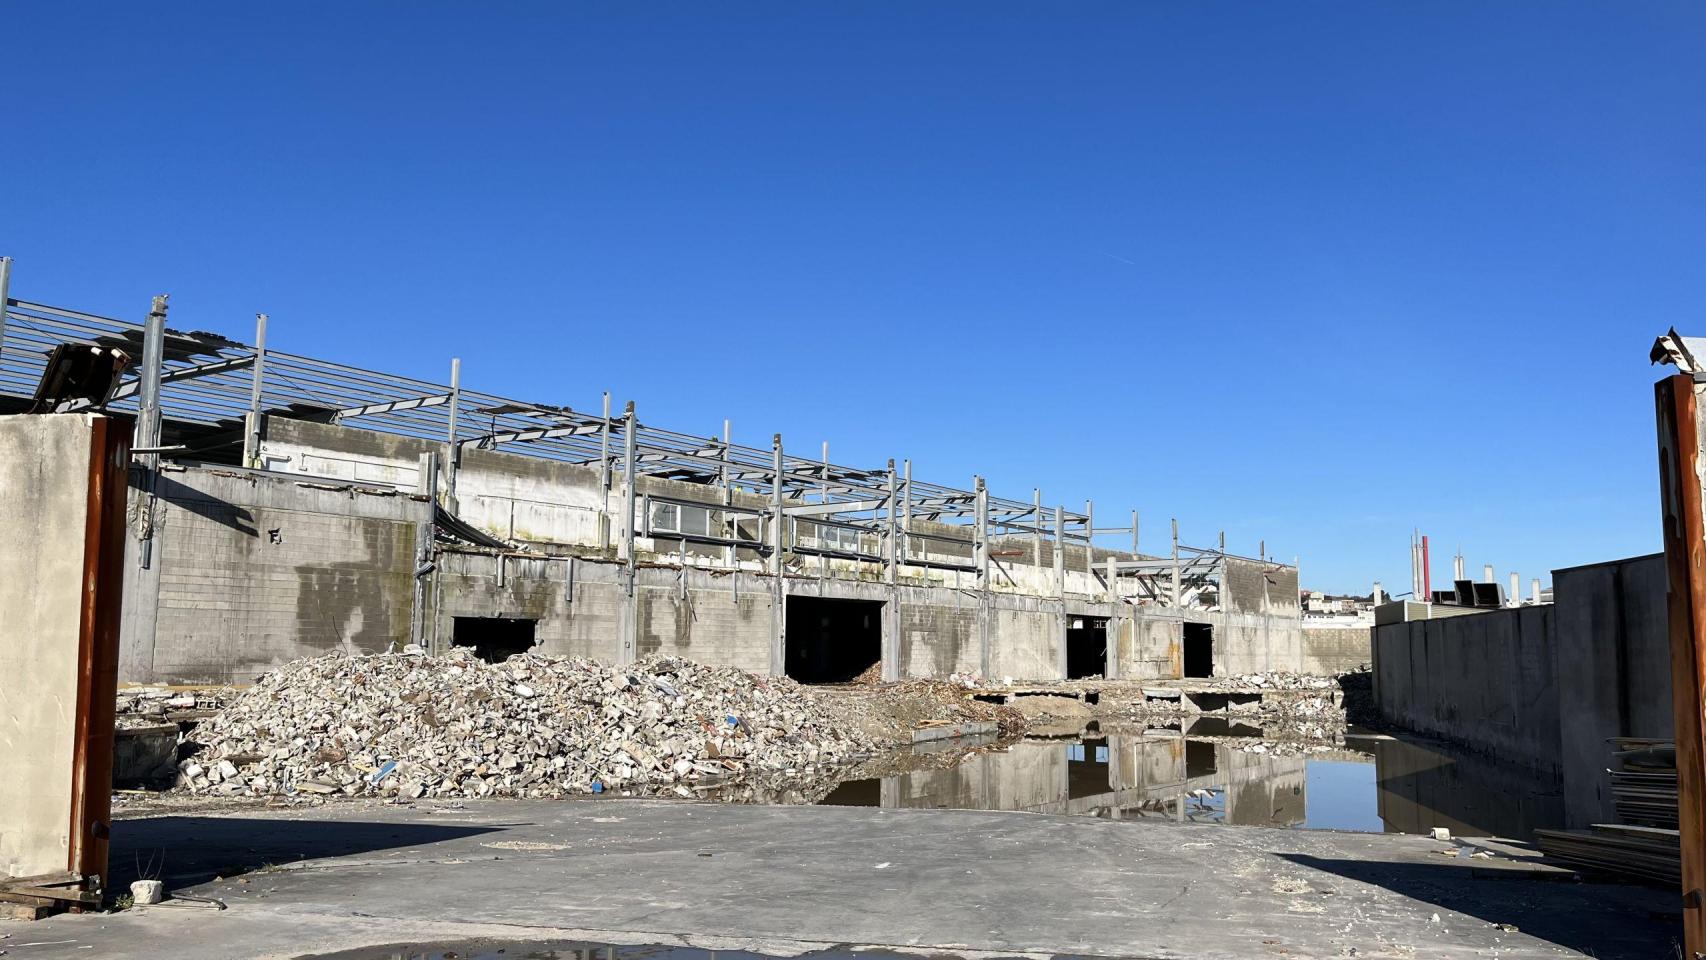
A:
<box><xmin>1656</xmin><ymin>372</ymin><xmax>1706</xmax><ymax>956</ymax></box>
<box><xmin>68</xmin><ymin>415</ymin><xmax>133</xmax><ymax>900</ymax></box>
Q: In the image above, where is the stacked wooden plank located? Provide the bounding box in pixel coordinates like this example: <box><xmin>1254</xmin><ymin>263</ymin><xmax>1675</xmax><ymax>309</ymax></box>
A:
<box><xmin>1535</xmin><ymin>824</ymin><xmax>1681</xmax><ymax>885</ymax></box>
<box><xmin>0</xmin><ymin>871</ymin><xmax>99</xmax><ymax>920</ymax></box>
<box><xmin>1535</xmin><ymin>738</ymin><xmax>1680</xmax><ymax>884</ymax></box>
<box><xmin>1610</xmin><ymin>738</ymin><xmax>1678</xmax><ymax>830</ymax></box>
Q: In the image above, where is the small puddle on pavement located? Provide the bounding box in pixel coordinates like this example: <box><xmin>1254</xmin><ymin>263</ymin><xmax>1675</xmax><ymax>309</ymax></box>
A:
<box><xmin>714</xmin><ymin>718</ymin><xmax>1569</xmax><ymax>839</ymax></box>
<box><xmin>297</xmin><ymin>942</ymin><xmax>1090</xmax><ymax>960</ymax></box>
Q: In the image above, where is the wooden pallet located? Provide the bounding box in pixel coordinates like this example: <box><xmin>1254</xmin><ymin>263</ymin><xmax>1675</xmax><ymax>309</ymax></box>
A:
<box><xmin>0</xmin><ymin>871</ymin><xmax>99</xmax><ymax>919</ymax></box>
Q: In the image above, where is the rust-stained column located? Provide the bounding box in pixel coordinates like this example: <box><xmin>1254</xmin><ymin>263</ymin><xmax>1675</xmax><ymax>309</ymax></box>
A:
<box><xmin>1656</xmin><ymin>371</ymin><xmax>1706</xmax><ymax>957</ymax></box>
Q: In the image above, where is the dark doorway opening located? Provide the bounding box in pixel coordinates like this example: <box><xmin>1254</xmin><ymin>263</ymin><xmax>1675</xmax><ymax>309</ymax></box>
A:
<box><xmin>1066</xmin><ymin>616</ymin><xmax>1108</xmax><ymax>679</ymax></box>
<box><xmin>785</xmin><ymin>596</ymin><xmax>882</xmax><ymax>683</ymax></box>
<box><xmin>452</xmin><ymin>616</ymin><xmax>538</xmax><ymax>663</ymax></box>
<box><xmin>1183</xmin><ymin>622</ymin><xmax>1213</xmax><ymax>678</ymax></box>
<box><xmin>1185</xmin><ymin>738</ymin><xmax>1217</xmax><ymax>778</ymax></box>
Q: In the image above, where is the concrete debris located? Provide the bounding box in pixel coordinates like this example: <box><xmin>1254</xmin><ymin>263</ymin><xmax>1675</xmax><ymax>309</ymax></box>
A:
<box><xmin>1208</xmin><ymin>672</ymin><xmax>1339</xmax><ymax>691</ymax></box>
<box><xmin>177</xmin><ymin>650</ymin><xmax>875</xmax><ymax>800</ymax></box>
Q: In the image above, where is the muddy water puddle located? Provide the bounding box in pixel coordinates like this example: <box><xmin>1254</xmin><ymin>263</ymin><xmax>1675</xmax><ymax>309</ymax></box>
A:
<box><xmin>732</xmin><ymin>719</ymin><xmax>1568</xmax><ymax>839</ymax></box>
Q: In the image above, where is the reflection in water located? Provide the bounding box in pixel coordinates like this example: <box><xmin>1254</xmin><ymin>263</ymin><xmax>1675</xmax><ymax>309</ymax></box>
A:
<box><xmin>1363</xmin><ymin>734</ymin><xmax>1564</xmax><ymax>839</ymax></box>
<box><xmin>810</xmin><ymin>722</ymin><xmax>1567</xmax><ymax>839</ymax></box>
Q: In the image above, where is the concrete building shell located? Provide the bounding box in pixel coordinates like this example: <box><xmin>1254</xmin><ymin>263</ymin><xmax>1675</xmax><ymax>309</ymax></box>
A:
<box><xmin>0</xmin><ymin>278</ymin><xmax>1302</xmax><ymax>686</ymax></box>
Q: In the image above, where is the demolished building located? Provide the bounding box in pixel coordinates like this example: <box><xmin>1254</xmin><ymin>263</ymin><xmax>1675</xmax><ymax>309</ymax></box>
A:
<box><xmin>0</xmin><ymin>271</ymin><xmax>1302</xmax><ymax>685</ymax></box>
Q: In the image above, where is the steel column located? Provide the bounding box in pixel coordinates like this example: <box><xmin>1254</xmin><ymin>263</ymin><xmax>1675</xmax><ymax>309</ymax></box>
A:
<box><xmin>1171</xmin><ymin>518</ymin><xmax>1181</xmax><ymax>607</ymax></box>
<box><xmin>241</xmin><ymin>313</ymin><xmax>268</xmax><ymax>468</ymax></box>
<box><xmin>0</xmin><ymin>257</ymin><xmax>12</xmax><ymax>365</ymax></box>
<box><xmin>444</xmin><ymin>358</ymin><xmax>461</xmax><ymax>508</ymax></box>
<box><xmin>770</xmin><ymin>433</ymin><xmax>786</xmax><ymax>676</ymax></box>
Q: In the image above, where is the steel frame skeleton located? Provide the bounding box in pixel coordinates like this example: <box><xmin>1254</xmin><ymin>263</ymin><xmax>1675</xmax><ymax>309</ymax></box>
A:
<box><xmin>0</xmin><ymin>281</ymin><xmax>1267</xmax><ymax>606</ymax></box>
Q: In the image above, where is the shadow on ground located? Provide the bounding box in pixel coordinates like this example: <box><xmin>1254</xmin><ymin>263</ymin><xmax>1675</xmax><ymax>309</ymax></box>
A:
<box><xmin>1279</xmin><ymin>853</ymin><xmax>1681</xmax><ymax>960</ymax></box>
<box><xmin>109</xmin><ymin>816</ymin><xmax>503</xmax><ymax>890</ymax></box>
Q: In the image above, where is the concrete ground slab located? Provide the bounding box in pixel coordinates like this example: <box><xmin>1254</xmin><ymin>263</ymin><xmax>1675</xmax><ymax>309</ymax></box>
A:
<box><xmin>1</xmin><ymin>800</ymin><xmax>1680</xmax><ymax>960</ymax></box>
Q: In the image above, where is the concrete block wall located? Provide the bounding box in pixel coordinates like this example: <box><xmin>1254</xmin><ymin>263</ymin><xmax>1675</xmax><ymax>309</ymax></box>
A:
<box><xmin>1299</xmin><ymin>625</ymin><xmax>1373</xmax><ymax>675</ymax></box>
<box><xmin>121</xmin><ymin>464</ymin><xmax>430</xmax><ymax>684</ymax></box>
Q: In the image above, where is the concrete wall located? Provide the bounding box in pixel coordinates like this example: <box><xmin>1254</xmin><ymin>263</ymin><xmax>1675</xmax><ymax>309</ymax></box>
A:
<box><xmin>0</xmin><ymin>416</ymin><xmax>96</xmax><ymax>878</ymax></box>
<box><xmin>120</xmin><ymin>416</ymin><xmax>1303</xmax><ymax>684</ymax></box>
<box><xmin>1553</xmin><ymin>554</ymin><xmax>1671</xmax><ymax>827</ymax></box>
<box><xmin>120</xmin><ymin>464</ymin><xmax>431</xmax><ymax>684</ymax></box>
<box><xmin>1300</xmin><ymin>625</ymin><xmax>1372</xmax><ymax>675</ymax></box>
<box><xmin>1373</xmin><ymin>553</ymin><xmax>1671</xmax><ymax>811</ymax></box>
<box><xmin>1372</xmin><ymin>604</ymin><xmax>1559</xmax><ymax>774</ymax></box>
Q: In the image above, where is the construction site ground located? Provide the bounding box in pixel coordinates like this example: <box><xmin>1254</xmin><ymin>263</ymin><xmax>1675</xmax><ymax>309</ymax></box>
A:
<box><xmin>6</xmin><ymin>797</ymin><xmax>1678</xmax><ymax>960</ymax></box>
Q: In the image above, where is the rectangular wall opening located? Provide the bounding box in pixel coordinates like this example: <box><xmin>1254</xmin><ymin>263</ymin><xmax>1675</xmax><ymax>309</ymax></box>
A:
<box><xmin>452</xmin><ymin>616</ymin><xmax>538</xmax><ymax>663</ymax></box>
<box><xmin>1066</xmin><ymin>616</ymin><xmax>1108</xmax><ymax>680</ymax></box>
<box><xmin>1183</xmin><ymin>622</ymin><xmax>1214</xmax><ymax>678</ymax></box>
<box><xmin>784</xmin><ymin>596</ymin><xmax>883</xmax><ymax>684</ymax></box>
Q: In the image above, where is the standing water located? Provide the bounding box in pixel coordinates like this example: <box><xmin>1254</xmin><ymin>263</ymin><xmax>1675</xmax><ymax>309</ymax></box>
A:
<box><xmin>786</xmin><ymin>719</ymin><xmax>1564</xmax><ymax>839</ymax></box>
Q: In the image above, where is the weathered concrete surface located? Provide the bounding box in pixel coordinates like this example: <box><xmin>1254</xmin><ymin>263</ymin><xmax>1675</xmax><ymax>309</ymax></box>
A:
<box><xmin>1372</xmin><ymin>554</ymin><xmax>1673</xmax><ymax>826</ymax></box>
<box><xmin>9</xmin><ymin>800</ymin><xmax>1677</xmax><ymax>959</ymax></box>
<box><xmin>1299</xmin><ymin>624</ymin><xmax>1371</xmax><ymax>675</ymax></box>
<box><xmin>1373</xmin><ymin>604</ymin><xmax>1559</xmax><ymax>774</ymax></box>
<box><xmin>0</xmin><ymin>415</ymin><xmax>97</xmax><ymax>878</ymax></box>
<box><xmin>1553</xmin><ymin>553</ymin><xmax>1670</xmax><ymax>827</ymax></box>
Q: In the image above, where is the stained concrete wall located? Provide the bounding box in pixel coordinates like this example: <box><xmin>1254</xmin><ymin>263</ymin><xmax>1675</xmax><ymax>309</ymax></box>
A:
<box><xmin>1300</xmin><ymin>625</ymin><xmax>1372</xmax><ymax>675</ymax></box>
<box><xmin>120</xmin><ymin>464</ymin><xmax>431</xmax><ymax>684</ymax></box>
<box><xmin>1553</xmin><ymin>554</ymin><xmax>1670</xmax><ymax>827</ymax></box>
<box><xmin>1372</xmin><ymin>605</ymin><xmax>1559</xmax><ymax>774</ymax></box>
<box><xmin>1373</xmin><ymin>553</ymin><xmax>1671</xmax><ymax>809</ymax></box>
<box><xmin>123</xmin><ymin>416</ymin><xmax>1302</xmax><ymax>684</ymax></box>
<box><xmin>0</xmin><ymin>415</ymin><xmax>96</xmax><ymax>878</ymax></box>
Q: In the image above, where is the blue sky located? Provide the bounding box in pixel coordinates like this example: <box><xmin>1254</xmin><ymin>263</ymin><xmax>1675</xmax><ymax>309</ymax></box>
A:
<box><xmin>4</xmin><ymin>4</ymin><xmax>1701</xmax><ymax>593</ymax></box>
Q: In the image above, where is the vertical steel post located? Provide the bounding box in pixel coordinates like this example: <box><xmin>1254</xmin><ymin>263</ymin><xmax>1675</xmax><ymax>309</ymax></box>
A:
<box><xmin>599</xmin><ymin>392</ymin><xmax>612</xmax><ymax>487</ymax></box>
<box><xmin>1032</xmin><ymin>488</ymin><xmax>1043</xmax><ymax>568</ymax></box>
<box><xmin>902</xmin><ymin>459</ymin><xmax>913</xmax><ymax>564</ymax></box>
<box><xmin>1171</xmin><ymin>518</ymin><xmax>1181</xmax><ymax>607</ymax></box>
<box><xmin>1054</xmin><ymin>506</ymin><xmax>1065</xmax><ymax>599</ymax></box>
<box><xmin>619</xmin><ymin>401</ymin><xmax>638</xmax><ymax>665</ymax></box>
<box><xmin>975</xmin><ymin>476</ymin><xmax>990</xmax><ymax>678</ymax></box>
<box><xmin>819</xmin><ymin>441</ymin><xmax>829</xmax><ymax>583</ymax></box>
<box><xmin>721</xmin><ymin>418</ymin><xmax>734</xmax><ymax>566</ymax></box>
<box><xmin>134</xmin><ymin>294</ymin><xmax>168</xmax><ymax>569</ymax></box>
<box><xmin>770</xmin><ymin>434</ymin><xmax>786</xmax><ymax>675</ymax></box>
<box><xmin>885</xmin><ymin>460</ymin><xmax>898</xmax><ymax>585</ymax></box>
<box><xmin>1085</xmin><ymin>499</ymin><xmax>1095</xmax><ymax>576</ymax></box>
<box><xmin>1132</xmin><ymin>509</ymin><xmax>1139</xmax><ymax>555</ymax></box>
<box><xmin>135</xmin><ymin>296</ymin><xmax>168</xmax><ymax>463</ymax></box>
<box><xmin>242</xmin><ymin>313</ymin><xmax>268</xmax><ymax>468</ymax></box>
<box><xmin>444</xmin><ymin>358</ymin><xmax>462</xmax><ymax>508</ymax></box>
<box><xmin>597</xmin><ymin>392</ymin><xmax>612</xmax><ymax>549</ymax></box>
<box><xmin>0</xmin><ymin>257</ymin><xmax>13</xmax><ymax>365</ymax></box>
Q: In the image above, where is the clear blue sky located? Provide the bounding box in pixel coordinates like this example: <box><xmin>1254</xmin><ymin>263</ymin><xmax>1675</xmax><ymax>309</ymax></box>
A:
<box><xmin>5</xmin><ymin>5</ymin><xmax>1700</xmax><ymax>593</ymax></box>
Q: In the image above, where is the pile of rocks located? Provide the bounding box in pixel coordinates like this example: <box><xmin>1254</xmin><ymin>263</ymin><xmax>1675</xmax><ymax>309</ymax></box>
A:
<box><xmin>177</xmin><ymin>650</ymin><xmax>875</xmax><ymax>800</ymax></box>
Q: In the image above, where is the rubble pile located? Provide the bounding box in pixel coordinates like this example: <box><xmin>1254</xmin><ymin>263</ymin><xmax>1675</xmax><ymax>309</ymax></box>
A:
<box><xmin>1205</xmin><ymin>672</ymin><xmax>1339</xmax><ymax>691</ymax></box>
<box><xmin>116</xmin><ymin>686</ymin><xmax>233</xmax><ymax>729</ymax></box>
<box><xmin>178</xmin><ymin>650</ymin><xmax>875</xmax><ymax>800</ymax></box>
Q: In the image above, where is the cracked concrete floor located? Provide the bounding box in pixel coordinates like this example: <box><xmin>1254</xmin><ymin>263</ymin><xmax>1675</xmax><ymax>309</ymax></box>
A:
<box><xmin>0</xmin><ymin>799</ymin><xmax>1680</xmax><ymax>960</ymax></box>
